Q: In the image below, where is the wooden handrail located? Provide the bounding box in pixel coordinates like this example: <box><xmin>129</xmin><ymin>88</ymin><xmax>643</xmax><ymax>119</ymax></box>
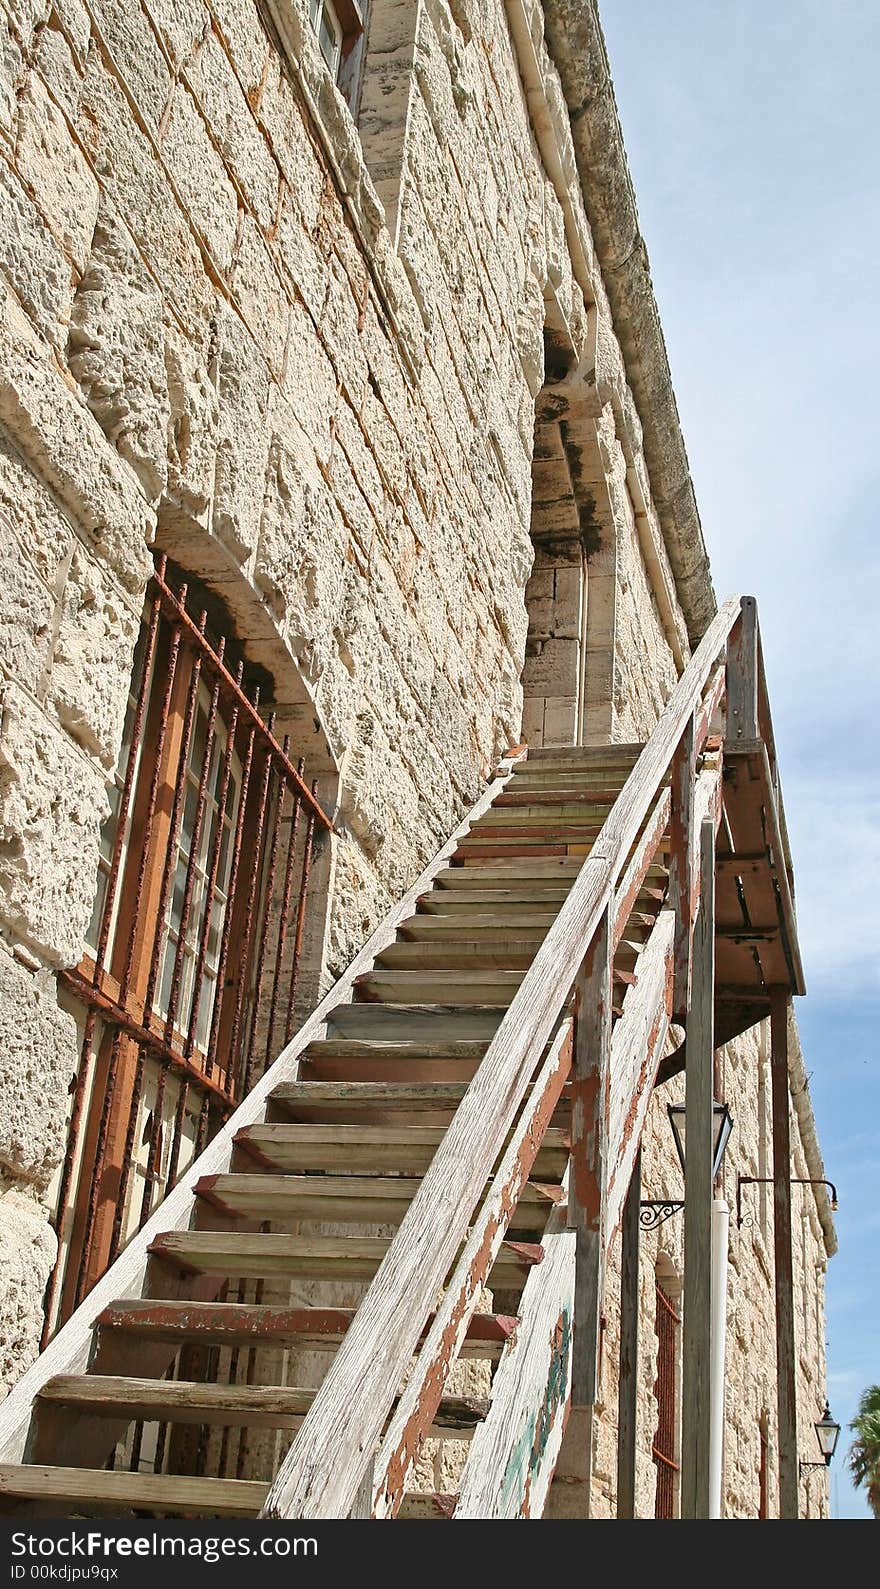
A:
<box><xmin>261</xmin><ymin>594</ymin><xmax>746</xmax><ymax>1519</ymax></box>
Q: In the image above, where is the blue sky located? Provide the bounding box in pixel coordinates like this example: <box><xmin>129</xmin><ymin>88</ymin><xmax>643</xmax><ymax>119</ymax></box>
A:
<box><xmin>598</xmin><ymin>0</ymin><xmax>880</xmax><ymax>1518</ymax></box>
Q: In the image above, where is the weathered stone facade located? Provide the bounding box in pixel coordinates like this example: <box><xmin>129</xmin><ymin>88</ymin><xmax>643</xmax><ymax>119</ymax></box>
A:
<box><xmin>0</xmin><ymin>0</ymin><xmax>832</xmax><ymax>1516</ymax></box>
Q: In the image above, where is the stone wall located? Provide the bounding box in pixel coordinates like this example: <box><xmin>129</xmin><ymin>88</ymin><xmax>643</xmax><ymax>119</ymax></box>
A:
<box><xmin>0</xmin><ymin>0</ymin><xmax>830</xmax><ymax>1519</ymax></box>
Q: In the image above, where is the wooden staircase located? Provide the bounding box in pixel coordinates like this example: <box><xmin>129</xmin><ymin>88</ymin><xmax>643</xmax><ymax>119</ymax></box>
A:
<box><xmin>0</xmin><ymin>744</ymin><xmax>665</xmax><ymax>1519</ymax></box>
<box><xmin>0</xmin><ymin>596</ymin><xmax>795</xmax><ymax>1519</ymax></box>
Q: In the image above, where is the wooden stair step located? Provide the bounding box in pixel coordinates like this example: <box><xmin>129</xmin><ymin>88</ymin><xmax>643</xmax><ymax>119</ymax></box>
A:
<box><xmin>0</xmin><ymin>1464</ymin><xmax>266</xmax><ymax>1518</ymax></box>
<box><xmin>434</xmin><ymin>861</ymin><xmax>585</xmax><ymax>884</ymax></box>
<box><xmin>325</xmin><ymin>1004</ymin><xmax>505</xmax><ymax>1040</ymax></box>
<box><xmin>512</xmin><ymin>743</ymin><xmax>644</xmax><ymax>764</ymax></box>
<box><xmin>95</xmin><ymin>1300</ymin><xmax>519</xmax><ymax>1359</ymax></box>
<box><xmin>354</xmin><ymin>966</ymin><xmax>636</xmax><ymax>1006</ymax></box>
<box><xmin>195</xmin><ymin>1172</ymin><xmax>559</xmax><ymax>1229</ymax></box>
<box><xmin>495</xmin><ymin>788</ymin><xmax>627</xmax><ymax>806</ymax></box>
<box><xmin>376</xmin><ymin>942</ymin><xmax>546</xmax><ymax>971</ymax></box>
<box><xmin>299</xmin><ymin>1039</ymin><xmax>489</xmax><ymax>1083</ymax></box>
<box><xmin>38</xmin><ymin>1376</ymin><xmax>490</xmax><ymax>1437</ymax></box>
<box><xmin>235</xmin><ymin>1121</ymin><xmax>568</xmax><ymax>1176</ymax></box>
<box><xmin>270</xmin><ymin>1079</ymin><xmax>471</xmax><ymax>1111</ymax></box>
<box><xmin>149</xmin><ymin>1230</ymin><xmax>545</xmax><ymax>1289</ymax></box>
<box><xmin>402</xmin><ymin>913</ymin><xmax>556</xmax><ymax>935</ymax></box>
<box><xmin>475</xmin><ymin>806</ymin><xmax>615</xmax><ymax>826</ymax></box>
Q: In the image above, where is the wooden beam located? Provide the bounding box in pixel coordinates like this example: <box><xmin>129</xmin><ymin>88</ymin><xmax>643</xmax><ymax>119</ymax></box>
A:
<box><xmin>680</xmin><ymin>817</ymin><xmax>716</xmax><ymax>1518</ymax></box>
<box><xmin>566</xmin><ymin>906</ymin><xmax>612</xmax><ymax>1515</ymax></box>
<box><xmin>726</xmin><ymin>595</ymin><xmax>758</xmax><ymax>743</ymax></box>
<box><xmin>771</xmin><ymin>988</ymin><xmax>799</xmax><ymax>1518</ymax></box>
<box><xmin>668</xmin><ymin>708</ymin><xmax>696</xmax><ymax>1017</ymax></box>
<box><xmin>454</xmin><ymin>1177</ymin><xmax>575</xmax><ymax>1519</ymax></box>
<box><xmin>616</xmin><ymin>1146</ymin><xmax>641</xmax><ymax>1520</ymax></box>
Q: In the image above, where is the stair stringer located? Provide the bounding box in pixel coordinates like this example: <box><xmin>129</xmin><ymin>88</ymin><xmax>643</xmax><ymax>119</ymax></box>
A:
<box><xmin>0</xmin><ymin>751</ymin><xmax>526</xmax><ymax>1467</ymax></box>
<box><xmin>452</xmin><ymin>910</ymin><xmax>675</xmax><ymax>1518</ymax></box>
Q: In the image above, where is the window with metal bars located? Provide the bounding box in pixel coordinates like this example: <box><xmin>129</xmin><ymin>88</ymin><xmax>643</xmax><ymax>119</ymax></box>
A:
<box><xmin>45</xmin><ymin>558</ymin><xmax>333</xmax><ymax>1339</ymax></box>
<box><xmin>652</xmin><ymin>1279</ymin><xmax>681</xmax><ymax>1519</ymax></box>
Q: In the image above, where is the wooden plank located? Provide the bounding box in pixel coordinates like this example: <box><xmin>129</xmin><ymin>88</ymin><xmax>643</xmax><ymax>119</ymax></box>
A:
<box><xmin>196</xmin><ymin>1172</ymin><xmax>558</xmax><ymax>1231</ymax></box>
<box><xmin>0</xmin><ymin>1464</ymin><xmax>267</xmax><ymax>1517</ymax></box>
<box><xmin>668</xmin><ymin>708</ymin><xmax>696</xmax><ymax>1016</ymax></box>
<box><xmin>37</xmin><ymin>1375</ymin><xmax>489</xmax><ymax>1436</ymax></box>
<box><xmin>93</xmin><ymin>1300</ymin><xmax>517</xmax><ymax>1360</ymax></box>
<box><xmin>604</xmin><ymin>913</ymin><xmax>675</xmax><ymax>1241</ymax></box>
<box><xmin>235</xmin><ymin>1122</ymin><xmax>569</xmax><ymax>1177</ymax></box>
<box><xmin>680</xmin><ymin>818</ymin><xmax>716</xmax><ymax>1519</ymax></box>
<box><xmin>726</xmin><ymin>595</ymin><xmax>758</xmax><ymax>742</ymax></box>
<box><xmin>565</xmin><ymin>905</ymin><xmax>612</xmax><ymax>1516</ymax></box>
<box><xmin>454</xmin><ymin>1179</ymin><xmax>575</xmax><ymax>1518</ymax></box>
<box><xmin>149</xmin><ymin>1231</ymin><xmax>542</xmax><ymax>1290</ymax></box>
<box><xmin>369</xmin><ymin>1023</ymin><xmax>573</xmax><ymax>1518</ymax></box>
<box><xmin>612</xmin><ymin>786</ymin><xmax>671</xmax><ymax>945</ymax></box>
<box><xmin>259</xmin><ymin>597</ymin><xmax>744</xmax><ymax>1520</ymax></box>
<box><xmin>617</xmin><ymin>1147</ymin><xmax>641</xmax><ymax>1520</ymax></box>
<box><xmin>771</xmin><ymin>988</ymin><xmax>799</xmax><ymax>1517</ymax></box>
<box><xmin>0</xmin><ymin>752</ymin><xmax>527</xmax><ymax>1467</ymax></box>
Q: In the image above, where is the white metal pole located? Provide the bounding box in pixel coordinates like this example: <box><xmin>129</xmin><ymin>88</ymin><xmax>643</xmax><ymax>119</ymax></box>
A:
<box><xmin>709</xmin><ymin>1195</ymin><xmax>729</xmax><ymax>1518</ymax></box>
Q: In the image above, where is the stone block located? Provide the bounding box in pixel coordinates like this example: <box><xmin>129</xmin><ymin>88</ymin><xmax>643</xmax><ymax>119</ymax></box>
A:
<box><xmin>0</xmin><ymin>286</ymin><xmax>155</xmax><ymax>592</ymax></box>
<box><xmin>205</xmin><ymin>0</ymin><xmax>269</xmax><ymax>97</ymax></box>
<box><xmin>0</xmin><ymin>432</ymin><xmax>73</xmax><ymax>589</ymax></box>
<box><xmin>76</xmin><ymin>50</ymin><xmax>214</xmax><ymax>341</ymax></box>
<box><xmin>283</xmin><ymin>297</ymin><xmax>338</xmax><ymax>464</ymax></box>
<box><xmin>212</xmin><ymin>304</ymin><xmax>273</xmax><ymax>562</ymax></box>
<box><xmin>67</xmin><ymin>205</ymin><xmax>170</xmax><ymax>506</ymax></box>
<box><xmin>185</xmin><ymin>29</ymin><xmax>278</xmax><ymax>231</ymax></box>
<box><xmin>0</xmin><ymin>681</ymin><xmax>108</xmax><ymax>966</ymax></box>
<box><xmin>86</xmin><ymin>0</ymin><xmax>172</xmax><ymax>133</ymax></box>
<box><xmin>162</xmin><ymin>85</ymin><xmax>239</xmax><ymax>272</ymax></box>
<box><xmin>141</xmin><ymin>0</ymin><xmax>207</xmax><ymax>67</ymax></box>
<box><xmin>259</xmin><ymin>55</ymin><xmax>323</xmax><ymax>236</ymax></box>
<box><xmin>231</xmin><ymin>215</ymin><xmax>288</xmax><ymax>374</ymax></box>
<box><xmin>16</xmin><ymin>75</ymin><xmax>99</xmax><ymax>272</ymax></box>
<box><xmin>0</xmin><ymin>944</ymin><xmax>78</xmax><ymax>1185</ymax></box>
<box><xmin>46</xmin><ymin>543</ymin><xmax>140</xmax><ymax>767</ymax></box>
<box><xmin>0</xmin><ymin>1187</ymin><xmax>57</xmax><ymax>1393</ymax></box>
<box><xmin>0</xmin><ymin>6</ymin><xmax>24</xmax><ymax>139</ymax></box>
<box><xmin>0</xmin><ymin>501</ymin><xmax>57</xmax><ymax>696</ymax></box>
<box><xmin>33</xmin><ymin>19</ymin><xmax>85</xmax><ymax>122</ymax></box>
<box><xmin>0</xmin><ymin>155</ymin><xmax>73</xmax><ymax>347</ymax></box>
<box><xmin>164</xmin><ymin>323</ymin><xmax>218</xmax><ymax>525</ymax></box>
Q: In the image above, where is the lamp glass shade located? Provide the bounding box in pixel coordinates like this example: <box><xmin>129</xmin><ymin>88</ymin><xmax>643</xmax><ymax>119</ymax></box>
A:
<box><xmin>668</xmin><ymin>1101</ymin><xmax>734</xmax><ymax>1181</ymax></box>
<box><xmin>815</xmin><ymin>1404</ymin><xmax>841</xmax><ymax>1464</ymax></box>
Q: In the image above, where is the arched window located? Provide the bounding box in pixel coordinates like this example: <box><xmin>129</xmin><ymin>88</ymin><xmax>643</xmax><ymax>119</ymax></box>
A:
<box><xmin>46</xmin><ymin>559</ymin><xmax>333</xmax><ymax>1336</ymax></box>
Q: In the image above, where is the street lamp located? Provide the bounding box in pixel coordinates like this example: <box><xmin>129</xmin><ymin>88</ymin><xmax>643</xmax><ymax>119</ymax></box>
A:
<box><xmin>639</xmin><ymin>1101</ymin><xmax>734</xmax><ymax>1229</ymax></box>
<box><xmin>800</xmin><ymin>1403</ymin><xmax>841</xmax><ymax>1474</ymax></box>
<box><xmin>667</xmin><ymin>1101</ymin><xmax>734</xmax><ymax>1182</ymax></box>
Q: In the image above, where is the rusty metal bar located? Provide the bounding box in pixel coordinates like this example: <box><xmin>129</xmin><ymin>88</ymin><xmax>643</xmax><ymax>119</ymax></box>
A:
<box><xmin>186</xmin><ymin>663</ymin><xmax>244</xmax><ymax>1063</ymax></box>
<box><xmin>108</xmin><ymin>1045</ymin><xmax>147</xmax><ymax>1262</ymax></box>
<box><xmin>139</xmin><ymin>1059</ymin><xmax>170</xmax><ymax>1226</ymax></box>
<box><xmin>242</xmin><ymin>740</ymin><xmax>288</xmax><ymax>1093</ymax></box>
<box><xmin>206</xmin><ymin>715</ymin><xmax>258</xmax><ymax>1082</ymax></box>
<box><xmin>93</xmin><ymin>576</ymin><xmax>163</xmax><ymax>983</ymax></box>
<box><xmin>140</xmin><ymin>610</ymin><xmax>207</xmax><ymax>1029</ymax></box>
<box><xmin>74</xmin><ymin>618</ymin><xmax>185</xmax><ymax>1304</ymax></box>
<box><xmin>264</xmin><ymin>778</ymin><xmax>302</xmax><ymax>1067</ymax></box>
<box><xmin>163</xmin><ymin>642</ymin><xmax>224</xmax><ymax>1047</ymax></box>
<box><xmin>166</xmin><ymin>1079</ymin><xmax>190</xmax><ymax>1192</ymax></box>
<box><xmin>228</xmin><ymin>727</ymin><xmax>275</xmax><ymax>1092</ymax></box>
<box><xmin>285</xmin><ymin>791</ymin><xmax>317</xmax><ymax>1045</ymax></box>
<box><xmin>151</xmin><ymin>564</ymin><xmax>332</xmax><ymax>832</ymax></box>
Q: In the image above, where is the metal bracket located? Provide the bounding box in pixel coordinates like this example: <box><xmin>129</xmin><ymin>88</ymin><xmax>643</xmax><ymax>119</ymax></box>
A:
<box><xmin>639</xmin><ymin>1200</ymin><xmax>684</xmax><ymax>1230</ymax></box>
<box><xmin>736</xmin><ymin>1177</ymin><xmax>838</xmax><ymax>1229</ymax></box>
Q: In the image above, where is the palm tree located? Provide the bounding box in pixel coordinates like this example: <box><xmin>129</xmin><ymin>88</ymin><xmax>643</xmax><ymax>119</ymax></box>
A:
<box><xmin>849</xmin><ymin>1385</ymin><xmax>880</xmax><ymax>1517</ymax></box>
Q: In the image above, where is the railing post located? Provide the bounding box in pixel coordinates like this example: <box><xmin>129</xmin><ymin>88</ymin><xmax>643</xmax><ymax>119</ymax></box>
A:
<box><xmin>616</xmin><ymin>1145</ymin><xmax>641</xmax><ymax>1519</ymax></box>
<box><xmin>726</xmin><ymin>595</ymin><xmax>758</xmax><ymax>742</ymax></box>
<box><xmin>566</xmin><ymin>904</ymin><xmax>612</xmax><ymax>1515</ymax></box>
<box><xmin>680</xmin><ymin>817</ymin><xmax>715</xmax><ymax>1518</ymax></box>
<box><xmin>770</xmin><ymin>988</ymin><xmax>799</xmax><ymax>1518</ymax></box>
<box><xmin>668</xmin><ymin>709</ymin><xmax>697</xmax><ymax>1019</ymax></box>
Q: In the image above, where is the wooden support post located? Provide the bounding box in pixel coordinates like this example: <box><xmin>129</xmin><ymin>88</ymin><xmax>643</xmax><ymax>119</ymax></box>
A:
<box><xmin>668</xmin><ymin>709</ymin><xmax>697</xmax><ymax>1018</ymax></box>
<box><xmin>770</xmin><ymin>988</ymin><xmax>799</xmax><ymax>1518</ymax></box>
<box><xmin>617</xmin><ymin>1145</ymin><xmax>641</xmax><ymax>1520</ymax></box>
<box><xmin>726</xmin><ymin>596</ymin><xmax>758</xmax><ymax>743</ymax></box>
<box><xmin>680</xmin><ymin>817</ymin><xmax>715</xmax><ymax>1519</ymax></box>
<box><xmin>566</xmin><ymin>905</ymin><xmax>612</xmax><ymax>1515</ymax></box>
